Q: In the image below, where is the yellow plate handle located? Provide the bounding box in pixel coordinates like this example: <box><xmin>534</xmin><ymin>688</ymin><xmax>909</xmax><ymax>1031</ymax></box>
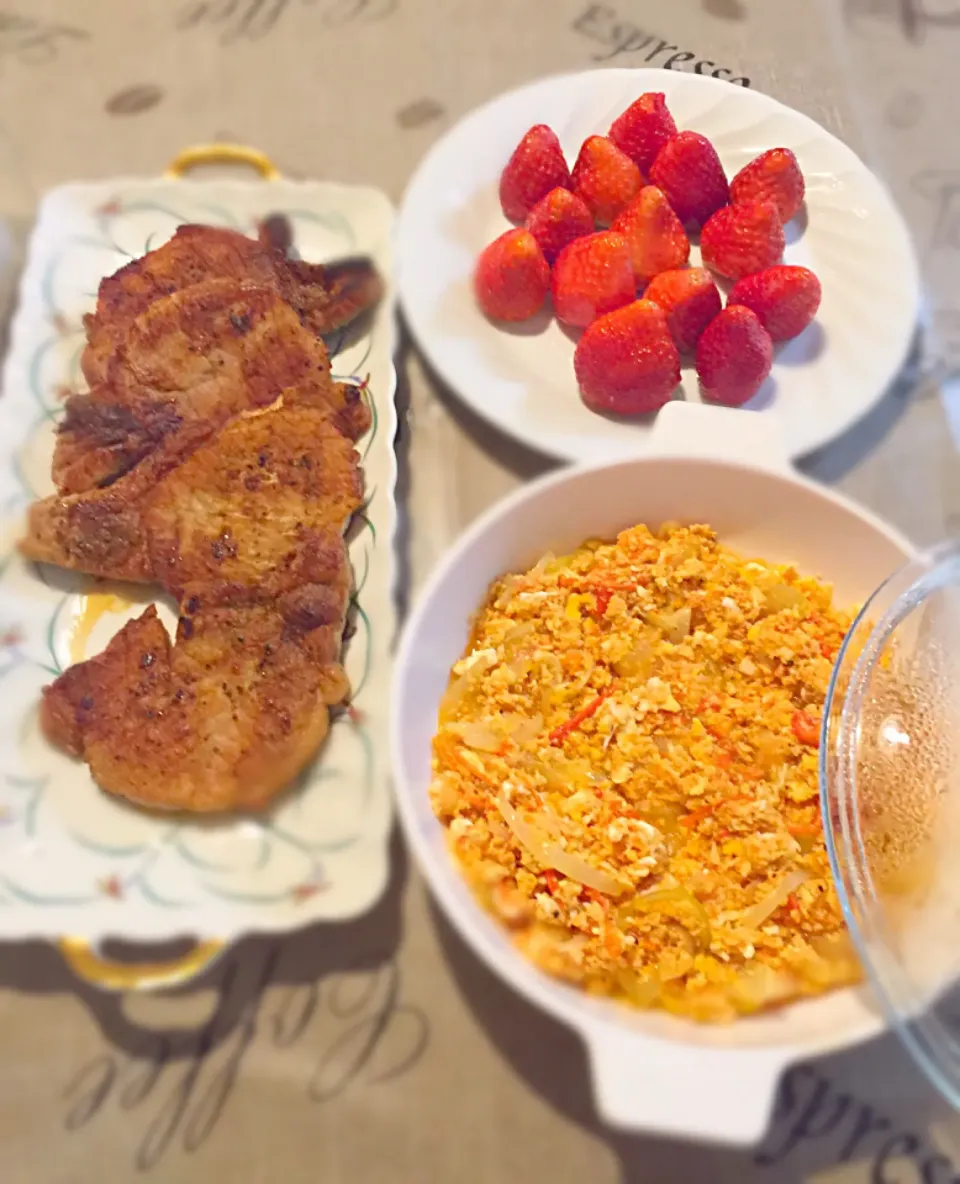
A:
<box><xmin>58</xmin><ymin>937</ymin><xmax>223</xmax><ymax>992</ymax></box>
<box><xmin>163</xmin><ymin>143</ymin><xmax>281</xmax><ymax>181</ymax></box>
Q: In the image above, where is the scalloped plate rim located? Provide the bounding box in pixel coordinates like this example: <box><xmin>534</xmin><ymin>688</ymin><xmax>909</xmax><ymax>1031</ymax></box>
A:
<box><xmin>396</xmin><ymin>67</ymin><xmax>921</xmax><ymax>465</ymax></box>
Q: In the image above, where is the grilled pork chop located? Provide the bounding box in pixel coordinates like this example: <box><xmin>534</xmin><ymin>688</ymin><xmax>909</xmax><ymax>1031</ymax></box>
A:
<box><xmin>24</xmin><ymin>399</ymin><xmax>363</xmax><ymax>581</ymax></box>
<box><xmin>56</xmin><ymin>278</ymin><xmax>370</xmax><ymax>495</ymax></box>
<box><xmin>41</xmin><ymin>603</ymin><xmax>349</xmax><ymax>812</ymax></box>
<box><xmin>37</xmin><ymin>402</ymin><xmax>362</xmax><ymax>811</ymax></box>
<box><xmin>81</xmin><ymin>223</ymin><xmax>382</xmax><ymax>389</ymax></box>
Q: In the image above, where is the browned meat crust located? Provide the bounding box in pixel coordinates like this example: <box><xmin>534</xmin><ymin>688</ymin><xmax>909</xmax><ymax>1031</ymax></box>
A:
<box><xmin>22</xmin><ymin>224</ymin><xmax>378</xmax><ymax>813</ymax></box>
<box><xmin>81</xmin><ymin>223</ymin><xmax>382</xmax><ymax>389</ymax></box>
<box><xmin>41</xmin><ymin>603</ymin><xmax>349</xmax><ymax>812</ymax></box>
<box><xmin>57</xmin><ymin>277</ymin><xmax>369</xmax><ymax>496</ymax></box>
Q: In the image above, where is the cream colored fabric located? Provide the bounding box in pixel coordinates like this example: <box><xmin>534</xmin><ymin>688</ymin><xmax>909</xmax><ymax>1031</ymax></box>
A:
<box><xmin>0</xmin><ymin>1</ymin><xmax>957</xmax><ymax>1180</ymax></box>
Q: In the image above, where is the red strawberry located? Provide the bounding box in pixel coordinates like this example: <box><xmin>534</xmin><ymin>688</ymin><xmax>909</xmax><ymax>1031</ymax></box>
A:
<box><xmin>575</xmin><ymin>299</ymin><xmax>681</xmax><ymax>416</ymax></box>
<box><xmin>499</xmin><ymin>125</ymin><xmax>571</xmax><ymax>223</ymax></box>
<box><xmin>696</xmin><ymin>306</ymin><xmax>774</xmax><ymax>405</ymax></box>
<box><xmin>644</xmin><ymin>268</ymin><xmax>722</xmax><ymax>353</ymax></box>
<box><xmin>525</xmin><ymin>187</ymin><xmax>595</xmax><ymax>264</ymax></box>
<box><xmin>649</xmin><ymin>131</ymin><xmax>730</xmax><ymax>228</ymax></box>
<box><xmin>700</xmin><ymin>200</ymin><xmax>785</xmax><ymax>281</ymax></box>
<box><xmin>551</xmin><ymin>231</ymin><xmax>636</xmax><ymax>328</ymax></box>
<box><xmin>727</xmin><ymin>265</ymin><xmax>822</xmax><ymax>342</ymax></box>
<box><xmin>610</xmin><ymin>186</ymin><xmax>689</xmax><ymax>283</ymax></box>
<box><xmin>609</xmin><ymin>92</ymin><xmax>678</xmax><ymax>174</ymax></box>
<box><xmin>571</xmin><ymin>135</ymin><xmax>643</xmax><ymax>226</ymax></box>
<box><xmin>474</xmin><ymin>229</ymin><xmax>550</xmax><ymax>322</ymax></box>
<box><xmin>730</xmin><ymin>148</ymin><xmax>805</xmax><ymax>223</ymax></box>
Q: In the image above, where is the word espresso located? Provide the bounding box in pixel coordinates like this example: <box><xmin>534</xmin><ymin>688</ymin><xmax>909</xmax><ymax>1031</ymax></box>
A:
<box><xmin>572</xmin><ymin>4</ymin><xmax>751</xmax><ymax>85</ymax></box>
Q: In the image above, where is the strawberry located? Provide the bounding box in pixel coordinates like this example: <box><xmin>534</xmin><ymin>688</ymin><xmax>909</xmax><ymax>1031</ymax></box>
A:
<box><xmin>571</xmin><ymin>135</ymin><xmax>643</xmax><ymax>226</ymax></box>
<box><xmin>551</xmin><ymin>231</ymin><xmax>636</xmax><ymax>328</ymax></box>
<box><xmin>700</xmin><ymin>200</ymin><xmax>785</xmax><ymax>281</ymax></box>
<box><xmin>730</xmin><ymin>148</ymin><xmax>805</xmax><ymax>223</ymax></box>
<box><xmin>609</xmin><ymin>92</ymin><xmax>678</xmax><ymax>174</ymax></box>
<box><xmin>474</xmin><ymin>229</ymin><xmax>550</xmax><ymax>322</ymax></box>
<box><xmin>610</xmin><ymin>186</ymin><xmax>689</xmax><ymax>283</ymax></box>
<box><xmin>499</xmin><ymin>124</ymin><xmax>571</xmax><ymax>223</ymax></box>
<box><xmin>696</xmin><ymin>306</ymin><xmax>774</xmax><ymax>405</ymax></box>
<box><xmin>574</xmin><ymin>299</ymin><xmax>681</xmax><ymax>416</ymax></box>
<box><xmin>727</xmin><ymin>265</ymin><xmax>822</xmax><ymax>342</ymax></box>
<box><xmin>525</xmin><ymin>187</ymin><xmax>595</xmax><ymax>264</ymax></box>
<box><xmin>649</xmin><ymin>131</ymin><xmax>730</xmax><ymax>228</ymax></box>
<box><xmin>644</xmin><ymin>268</ymin><xmax>722</xmax><ymax>353</ymax></box>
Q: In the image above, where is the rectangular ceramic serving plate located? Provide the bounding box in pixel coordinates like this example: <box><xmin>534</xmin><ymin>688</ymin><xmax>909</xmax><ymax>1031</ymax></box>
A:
<box><xmin>0</xmin><ymin>148</ymin><xmax>398</xmax><ymax>986</ymax></box>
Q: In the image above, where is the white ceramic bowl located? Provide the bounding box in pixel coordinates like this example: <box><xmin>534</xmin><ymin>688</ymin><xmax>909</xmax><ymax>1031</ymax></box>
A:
<box><xmin>391</xmin><ymin>403</ymin><xmax>915</xmax><ymax>1146</ymax></box>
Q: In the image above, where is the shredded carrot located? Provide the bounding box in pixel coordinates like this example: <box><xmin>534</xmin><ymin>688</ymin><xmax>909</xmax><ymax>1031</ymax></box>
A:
<box><xmin>603</xmin><ymin>925</ymin><xmax>622</xmax><ymax>956</ymax></box>
<box><xmin>788</xmin><ymin>821</ymin><xmax>820</xmax><ymax>837</ymax></box>
<box><xmin>544</xmin><ymin>869</ymin><xmax>560</xmax><ymax>894</ymax></box>
<box><xmin>558</xmin><ymin>576</ymin><xmax>638</xmax><ymax>598</ymax></box>
<box><xmin>549</xmin><ymin>689</ymin><xmax>614</xmax><ymax>746</ymax></box>
<box><xmin>449</xmin><ymin>747</ymin><xmax>494</xmax><ymax>786</ymax></box>
<box><xmin>680</xmin><ymin>803</ymin><xmax>718</xmax><ymax>829</ymax></box>
<box><xmin>584</xmin><ymin>886</ymin><xmax>610</xmax><ymax>909</ymax></box>
<box><xmin>679</xmin><ymin>795</ymin><xmax>751</xmax><ymax>829</ymax></box>
<box><xmin>739</xmin><ymin>765</ymin><xmax>764</xmax><ymax>782</ymax></box>
<box><xmin>593</xmin><ymin>587</ymin><xmax>613</xmax><ymax>617</ymax></box>
<box><xmin>791</xmin><ymin>710</ymin><xmax>820</xmax><ymax>748</ymax></box>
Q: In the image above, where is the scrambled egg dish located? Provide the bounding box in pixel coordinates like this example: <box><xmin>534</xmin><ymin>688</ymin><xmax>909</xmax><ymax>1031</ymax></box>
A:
<box><xmin>430</xmin><ymin>523</ymin><xmax>861</xmax><ymax>1023</ymax></box>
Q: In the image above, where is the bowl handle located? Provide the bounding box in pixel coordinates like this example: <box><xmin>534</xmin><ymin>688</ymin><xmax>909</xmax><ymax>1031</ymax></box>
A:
<box><xmin>58</xmin><ymin>937</ymin><xmax>223</xmax><ymax>992</ymax></box>
<box><xmin>163</xmin><ymin>143</ymin><xmax>281</xmax><ymax>181</ymax></box>
<box><xmin>584</xmin><ymin>1021</ymin><xmax>788</xmax><ymax>1145</ymax></box>
<box><xmin>646</xmin><ymin>401</ymin><xmax>793</xmax><ymax>475</ymax></box>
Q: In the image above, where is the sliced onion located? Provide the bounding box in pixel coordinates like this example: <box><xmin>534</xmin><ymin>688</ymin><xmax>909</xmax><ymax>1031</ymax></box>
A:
<box><xmin>453</xmin><ymin>721</ymin><xmax>502</xmax><ymax>752</ymax></box>
<box><xmin>524</xmin><ymin>755</ymin><xmax>593</xmax><ymax>790</ymax></box>
<box><xmin>763</xmin><ymin>584</ymin><xmax>806</xmax><ymax>615</ymax></box>
<box><xmin>649</xmin><ymin>608</ymin><xmax>692</xmax><ymax>643</ymax></box>
<box><xmin>503</xmin><ymin>621</ymin><xmax>535</xmax><ymax>651</ymax></box>
<box><xmin>619</xmin><ymin>885</ymin><xmax>712</xmax><ymax>949</ymax></box>
<box><xmin>546</xmin><ymin>848</ymin><xmax>628</xmax><ymax>897</ymax></box>
<box><xmin>531</xmin><ymin>551</ymin><xmax>557</xmax><ymax>578</ymax></box>
<box><xmin>614</xmin><ymin>642</ymin><xmax>654</xmax><ymax>679</ymax></box>
<box><xmin>496</xmin><ymin>791</ymin><xmax>549</xmax><ymax>853</ymax></box>
<box><xmin>617</xmin><ymin>970</ymin><xmax>661</xmax><ymax>1008</ymax></box>
<box><xmin>441</xmin><ymin>651</ymin><xmax>496</xmax><ymax>715</ymax></box>
<box><xmin>741</xmin><ymin>869</ymin><xmax>807</xmax><ymax>930</ymax></box>
<box><xmin>727</xmin><ymin>964</ymin><xmax>798</xmax><ymax>1013</ymax></box>
<box><xmin>496</xmin><ymin>792</ymin><xmax>628</xmax><ymax>897</ymax></box>
<box><xmin>502</xmin><ymin>712</ymin><xmax>543</xmax><ymax>746</ymax></box>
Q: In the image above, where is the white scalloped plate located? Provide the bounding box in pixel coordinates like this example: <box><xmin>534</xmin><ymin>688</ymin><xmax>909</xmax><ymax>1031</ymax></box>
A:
<box><xmin>397</xmin><ymin>69</ymin><xmax>920</xmax><ymax>464</ymax></box>
<box><xmin>0</xmin><ymin>177</ymin><xmax>397</xmax><ymax>960</ymax></box>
